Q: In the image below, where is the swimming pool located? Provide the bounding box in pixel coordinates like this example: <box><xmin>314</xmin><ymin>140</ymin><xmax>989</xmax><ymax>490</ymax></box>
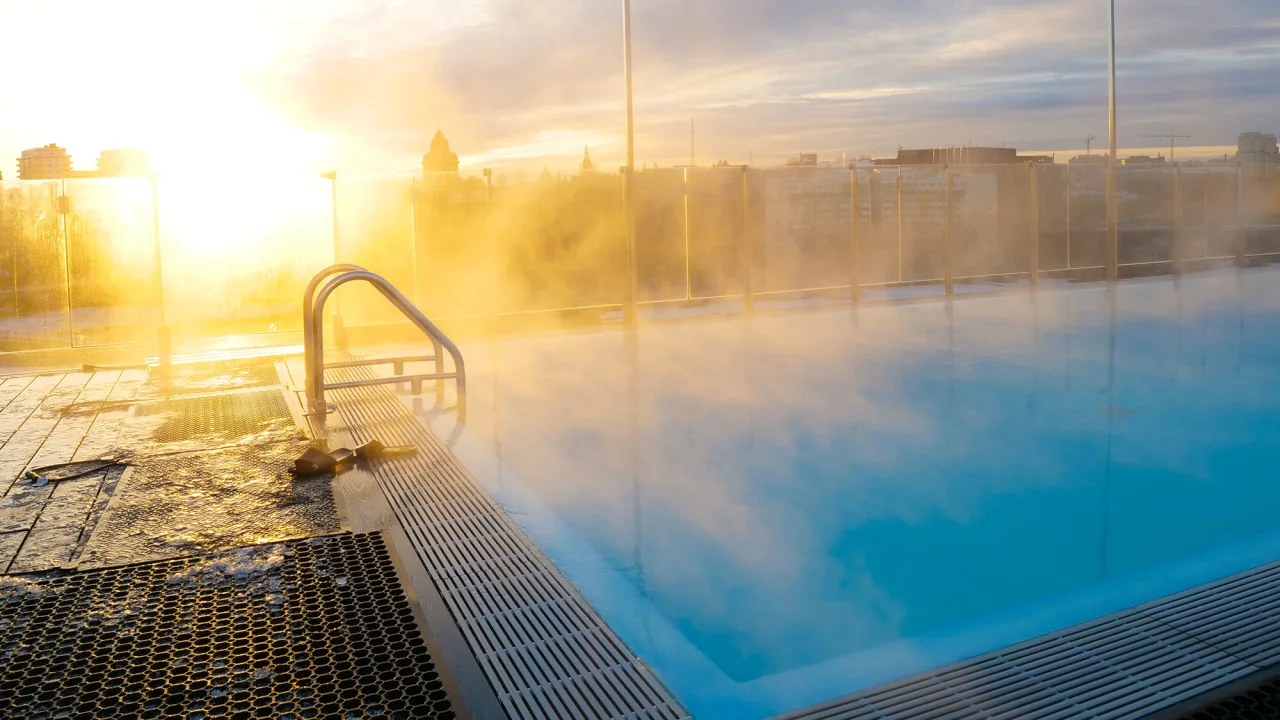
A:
<box><xmin>432</xmin><ymin>268</ymin><xmax>1280</xmax><ymax>719</ymax></box>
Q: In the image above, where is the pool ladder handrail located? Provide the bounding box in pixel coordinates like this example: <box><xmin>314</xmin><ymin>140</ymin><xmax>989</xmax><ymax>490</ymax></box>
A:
<box><xmin>303</xmin><ymin>265</ymin><xmax>466</xmax><ymax>422</ymax></box>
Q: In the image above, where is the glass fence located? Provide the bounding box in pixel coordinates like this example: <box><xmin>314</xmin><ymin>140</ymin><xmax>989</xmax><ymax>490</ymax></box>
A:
<box><xmin>1</xmin><ymin>164</ymin><xmax>1277</xmax><ymax>353</ymax></box>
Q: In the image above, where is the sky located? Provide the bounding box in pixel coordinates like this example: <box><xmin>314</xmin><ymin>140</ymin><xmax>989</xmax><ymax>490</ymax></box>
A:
<box><xmin>1</xmin><ymin>0</ymin><xmax>1277</xmax><ymax>177</ymax></box>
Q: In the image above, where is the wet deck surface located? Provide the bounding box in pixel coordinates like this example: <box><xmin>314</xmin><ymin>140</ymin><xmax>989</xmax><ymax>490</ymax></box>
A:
<box><xmin>0</xmin><ymin>362</ymin><xmax>338</xmax><ymax>574</ymax></box>
<box><xmin>0</xmin><ymin>359</ymin><xmax>466</xmax><ymax>720</ymax></box>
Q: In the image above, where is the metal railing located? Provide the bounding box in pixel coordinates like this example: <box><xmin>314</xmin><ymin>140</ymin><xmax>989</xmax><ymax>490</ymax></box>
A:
<box><xmin>303</xmin><ymin>267</ymin><xmax>465</xmax><ymax>421</ymax></box>
<box><xmin>2</xmin><ymin>165</ymin><xmax>1278</xmax><ymax>358</ymax></box>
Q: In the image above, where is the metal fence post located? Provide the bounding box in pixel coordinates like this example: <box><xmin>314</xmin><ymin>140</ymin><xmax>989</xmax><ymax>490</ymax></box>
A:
<box><xmin>1173</xmin><ymin>163</ymin><xmax>1184</xmax><ymax>275</ymax></box>
<box><xmin>849</xmin><ymin>165</ymin><xmax>861</xmax><ymax>304</ymax></box>
<box><xmin>150</xmin><ymin>174</ymin><xmax>171</xmax><ymax>375</ymax></box>
<box><xmin>322</xmin><ymin>171</ymin><xmax>346</xmax><ymax>347</ymax></box>
<box><xmin>622</xmin><ymin>165</ymin><xmax>638</xmax><ymax>325</ymax></box>
<box><xmin>683</xmin><ymin>167</ymin><xmax>692</xmax><ymax>301</ymax></box>
<box><xmin>741</xmin><ymin>166</ymin><xmax>753</xmax><ymax>314</ymax></box>
<box><xmin>1204</xmin><ymin>170</ymin><xmax>1211</xmax><ymax>259</ymax></box>
<box><xmin>1236</xmin><ymin>162</ymin><xmax>1246</xmax><ymax>268</ymax></box>
<box><xmin>1029</xmin><ymin>164</ymin><xmax>1040</xmax><ymax>290</ymax></box>
<box><xmin>58</xmin><ymin>178</ymin><xmax>74</xmax><ymax>348</ymax></box>
<box><xmin>1107</xmin><ymin>160</ymin><xmax>1119</xmax><ymax>281</ymax></box>
<box><xmin>869</xmin><ymin>169</ymin><xmax>883</xmax><ymax>273</ymax></box>
<box><xmin>1066</xmin><ymin>162</ymin><xmax>1072</xmax><ymax>270</ymax></box>
<box><xmin>944</xmin><ymin>165</ymin><xmax>955</xmax><ymax>295</ymax></box>
<box><xmin>897</xmin><ymin>165</ymin><xmax>905</xmax><ymax>283</ymax></box>
<box><xmin>409</xmin><ymin>178</ymin><xmax>421</xmax><ymax>307</ymax></box>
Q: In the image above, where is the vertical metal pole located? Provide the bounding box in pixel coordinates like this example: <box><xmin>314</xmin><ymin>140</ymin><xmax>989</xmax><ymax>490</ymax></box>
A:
<box><xmin>409</xmin><ymin>178</ymin><xmax>420</xmax><ymax>306</ymax></box>
<box><xmin>849</xmin><ymin>166</ymin><xmax>861</xmax><ymax>304</ymax></box>
<box><xmin>1107</xmin><ymin>0</ymin><xmax>1119</xmax><ymax>282</ymax></box>
<box><xmin>741</xmin><ymin>166</ymin><xmax>753</xmax><ymax>313</ymax></box>
<box><xmin>9</xmin><ymin>203</ymin><xmax>17</xmax><ymax>319</ymax></box>
<box><xmin>1029</xmin><ymin>164</ymin><xmax>1040</xmax><ymax>289</ymax></box>
<box><xmin>1173</xmin><ymin>163</ymin><xmax>1184</xmax><ymax>275</ymax></box>
<box><xmin>897</xmin><ymin>165</ymin><xmax>904</xmax><ymax>283</ymax></box>
<box><xmin>944</xmin><ymin>165</ymin><xmax>955</xmax><ymax>295</ymax></box>
<box><xmin>682</xmin><ymin>166</ymin><xmax>691</xmax><ymax>300</ymax></box>
<box><xmin>1204</xmin><ymin>169</ymin><xmax>1211</xmax><ymax>259</ymax></box>
<box><xmin>325</xmin><ymin>172</ymin><xmax>346</xmax><ymax>346</ymax></box>
<box><xmin>148</xmin><ymin>175</ymin><xmax>170</xmax><ymax>377</ymax></box>
<box><xmin>1066</xmin><ymin>162</ymin><xmax>1072</xmax><ymax>270</ymax></box>
<box><xmin>1236</xmin><ymin>162</ymin><xmax>1246</xmax><ymax>268</ymax></box>
<box><xmin>434</xmin><ymin>339</ymin><xmax>445</xmax><ymax>407</ymax></box>
<box><xmin>59</xmin><ymin>178</ymin><xmax>73</xmax><ymax>347</ymax></box>
<box><xmin>622</xmin><ymin>0</ymin><xmax>638</xmax><ymax>326</ymax></box>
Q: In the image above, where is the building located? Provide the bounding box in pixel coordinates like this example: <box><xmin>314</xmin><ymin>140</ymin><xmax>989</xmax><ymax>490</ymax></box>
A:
<box><xmin>17</xmin><ymin>144</ymin><xmax>72</xmax><ymax>179</ymax></box>
<box><xmin>96</xmin><ymin>148</ymin><xmax>149</xmax><ymax>177</ymax></box>
<box><xmin>786</xmin><ymin>153</ymin><xmax>818</xmax><ymax>167</ymax></box>
<box><xmin>1238</xmin><ymin>132</ymin><xmax>1278</xmax><ymax>177</ymax></box>
<box><xmin>580</xmin><ymin>146</ymin><xmax>595</xmax><ymax>173</ymax></box>
<box><xmin>422</xmin><ymin>130</ymin><xmax>459</xmax><ymax>176</ymax></box>
<box><xmin>1121</xmin><ymin>155</ymin><xmax>1165</xmax><ymax>166</ymax></box>
<box><xmin>874</xmin><ymin>147</ymin><xmax>1052</xmax><ymax>166</ymax></box>
<box><xmin>1068</xmin><ymin>153</ymin><xmax>1110</xmax><ymax>165</ymax></box>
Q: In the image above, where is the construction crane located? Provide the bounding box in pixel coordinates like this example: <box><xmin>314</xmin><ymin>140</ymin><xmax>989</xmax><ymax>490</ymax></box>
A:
<box><xmin>1138</xmin><ymin>131</ymin><xmax>1191</xmax><ymax>162</ymax></box>
<box><xmin>1086</xmin><ymin>134</ymin><xmax>1097</xmax><ymax>155</ymax></box>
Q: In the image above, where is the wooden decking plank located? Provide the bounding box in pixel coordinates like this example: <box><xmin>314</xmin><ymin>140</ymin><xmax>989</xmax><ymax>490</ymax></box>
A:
<box><xmin>72</xmin><ymin>369</ymin><xmax>145</xmax><ymax>462</ymax></box>
<box><xmin>0</xmin><ymin>375</ymin><xmax>61</xmax><ymax>444</ymax></box>
<box><xmin>0</xmin><ymin>376</ymin><xmax>35</xmax><ymax>414</ymax></box>
<box><xmin>28</xmin><ymin>371</ymin><xmax>120</xmax><ymax>469</ymax></box>
<box><xmin>0</xmin><ymin>373</ymin><xmax>93</xmax><ymax>493</ymax></box>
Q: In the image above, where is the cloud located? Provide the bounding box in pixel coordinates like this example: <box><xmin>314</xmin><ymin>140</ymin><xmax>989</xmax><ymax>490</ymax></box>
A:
<box><xmin>152</xmin><ymin>0</ymin><xmax>1280</xmax><ymax>170</ymax></box>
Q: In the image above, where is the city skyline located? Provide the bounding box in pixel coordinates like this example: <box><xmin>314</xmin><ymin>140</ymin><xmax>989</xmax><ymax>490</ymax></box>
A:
<box><xmin>0</xmin><ymin>0</ymin><xmax>1276</xmax><ymax>176</ymax></box>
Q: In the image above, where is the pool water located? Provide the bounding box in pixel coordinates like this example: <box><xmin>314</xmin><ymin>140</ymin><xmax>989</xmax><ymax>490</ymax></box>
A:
<box><xmin>444</xmin><ymin>269</ymin><xmax>1280</xmax><ymax>719</ymax></box>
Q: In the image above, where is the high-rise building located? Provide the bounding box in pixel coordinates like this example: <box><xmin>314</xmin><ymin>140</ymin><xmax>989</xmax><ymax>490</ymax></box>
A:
<box><xmin>17</xmin><ymin>144</ymin><xmax>72</xmax><ymax>179</ymax></box>
<box><xmin>874</xmin><ymin>147</ymin><xmax>1052</xmax><ymax>166</ymax></box>
<box><xmin>580</xmin><ymin>146</ymin><xmax>595</xmax><ymax>173</ymax></box>
<box><xmin>1238</xmin><ymin>132</ymin><xmax>1278</xmax><ymax>177</ymax></box>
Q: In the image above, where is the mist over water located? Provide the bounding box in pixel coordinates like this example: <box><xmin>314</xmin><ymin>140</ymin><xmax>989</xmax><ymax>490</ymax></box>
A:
<box><xmin>448</xmin><ymin>268</ymin><xmax>1280</xmax><ymax>714</ymax></box>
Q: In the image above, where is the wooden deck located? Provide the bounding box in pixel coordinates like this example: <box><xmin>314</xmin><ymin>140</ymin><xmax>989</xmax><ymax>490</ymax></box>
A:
<box><xmin>0</xmin><ymin>369</ymin><xmax>145</xmax><ymax>572</ymax></box>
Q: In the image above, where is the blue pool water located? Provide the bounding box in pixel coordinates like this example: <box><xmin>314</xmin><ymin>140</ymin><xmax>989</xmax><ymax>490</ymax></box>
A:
<box><xmin>435</xmin><ymin>268</ymin><xmax>1280</xmax><ymax>719</ymax></box>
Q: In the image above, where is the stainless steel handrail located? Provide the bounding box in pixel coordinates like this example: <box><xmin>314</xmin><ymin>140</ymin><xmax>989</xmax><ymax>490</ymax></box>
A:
<box><xmin>304</xmin><ymin>269</ymin><xmax>466</xmax><ymax>422</ymax></box>
<box><xmin>302</xmin><ymin>263</ymin><xmax>441</xmax><ymax>405</ymax></box>
<box><xmin>302</xmin><ymin>263</ymin><xmax>366</xmax><ymax>389</ymax></box>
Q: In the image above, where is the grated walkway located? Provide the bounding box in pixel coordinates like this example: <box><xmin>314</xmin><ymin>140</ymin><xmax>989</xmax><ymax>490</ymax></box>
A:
<box><xmin>0</xmin><ymin>532</ymin><xmax>456</xmax><ymax>720</ymax></box>
<box><xmin>284</xmin><ymin>357</ymin><xmax>691</xmax><ymax>720</ymax></box>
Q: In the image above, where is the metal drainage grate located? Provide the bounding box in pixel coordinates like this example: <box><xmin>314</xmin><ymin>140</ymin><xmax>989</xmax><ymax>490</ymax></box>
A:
<box><xmin>139</xmin><ymin>363</ymin><xmax>282</xmax><ymax>398</ymax></box>
<box><xmin>0</xmin><ymin>532</ymin><xmax>455</xmax><ymax>720</ymax></box>
<box><xmin>126</xmin><ymin>388</ymin><xmax>301</xmax><ymax>451</ymax></box>
<box><xmin>320</xmin><ymin>363</ymin><xmax>691</xmax><ymax>720</ymax></box>
<box><xmin>79</xmin><ymin>440</ymin><xmax>339</xmax><ymax>568</ymax></box>
<box><xmin>777</xmin><ymin>561</ymin><xmax>1280</xmax><ymax>720</ymax></box>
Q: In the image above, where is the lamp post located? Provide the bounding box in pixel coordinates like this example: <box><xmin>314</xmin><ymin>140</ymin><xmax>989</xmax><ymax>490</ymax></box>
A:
<box><xmin>321</xmin><ymin>171</ymin><xmax>345</xmax><ymax>346</ymax></box>
<box><xmin>150</xmin><ymin>172</ymin><xmax>171</xmax><ymax>376</ymax></box>
<box><xmin>622</xmin><ymin>0</ymin><xmax>638</xmax><ymax>326</ymax></box>
<box><xmin>1107</xmin><ymin>0</ymin><xmax>1119</xmax><ymax>281</ymax></box>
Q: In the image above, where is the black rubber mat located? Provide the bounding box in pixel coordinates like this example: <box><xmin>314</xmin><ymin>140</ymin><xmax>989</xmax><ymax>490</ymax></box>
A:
<box><xmin>0</xmin><ymin>532</ymin><xmax>455</xmax><ymax>719</ymax></box>
<box><xmin>1168</xmin><ymin>672</ymin><xmax>1280</xmax><ymax>720</ymax></box>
